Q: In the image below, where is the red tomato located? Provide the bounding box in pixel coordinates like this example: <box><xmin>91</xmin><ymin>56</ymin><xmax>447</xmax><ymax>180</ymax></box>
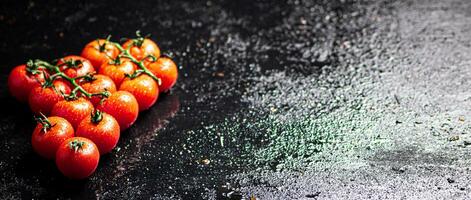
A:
<box><xmin>31</xmin><ymin>116</ymin><xmax>74</xmax><ymax>159</ymax></box>
<box><xmin>146</xmin><ymin>57</ymin><xmax>178</xmax><ymax>92</ymax></box>
<box><xmin>57</xmin><ymin>55</ymin><xmax>95</xmax><ymax>78</ymax></box>
<box><xmin>29</xmin><ymin>80</ymin><xmax>71</xmax><ymax>115</ymax></box>
<box><xmin>76</xmin><ymin>110</ymin><xmax>120</xmax><ymax>155</ymax></box>
<box><xmin>50</xmin><ymin>98</ymin><xmax>94</xmax><ymax>129</ymax></box>
<box><xmin>55</xmin><ymin>137</ymin><xmax>100</xmax><ymax>179</ymax></box>
<box><xmin>98</xmin><ymin>58</ymin><xmax>136</xmax><ymax>87</ymax></box>
<box><xmin>8</xmin><ymin>64</ymin><xmax>46</xmax><ymax>102</ymax></box>
<box><xmin>96</xmin><ymin>91</ymin><xmax>139</xmax><ymax>131</ymax></box>
<box><xmin>81</xmin><ymin>39</ymin><xmax>120</xmax><ymax>70</ymax></box>
<box><xmin>122</xmin><ymin>38</ymin><xmax>160</xmax><ymax>60</ymax></box>
<box><xmin>119</xmin><ymin>74</ymin><xmax>159</xmax><ymax>111</ymax></box>
<box><xmin>80</xmin><ymin>74</ymin><xmax>117</xmax><ymax>106</ymax></box>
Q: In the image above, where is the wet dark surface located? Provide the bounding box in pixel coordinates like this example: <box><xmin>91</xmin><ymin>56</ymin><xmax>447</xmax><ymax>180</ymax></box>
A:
<box><xmin>1</xmin><ymin>0</ymin><xmax>362</xmax><ymax>199</ymax></box>
<box><xmin>2</xmin><ymin>0</ymin><xmax>470</xmax><ymax>199</ymax></box>
<box><xmin>0</xmin><ymin>0</ymin><xmax>388</xmax><ymax>199</ymax></box>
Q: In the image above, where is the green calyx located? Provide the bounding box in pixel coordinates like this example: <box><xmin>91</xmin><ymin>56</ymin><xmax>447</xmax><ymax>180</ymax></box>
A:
<box><xmin>97</xmin><ymin>35</ymin><xmax>113</xmax><ymax>52</ymax></box>
<box><xmin>111</xmin><ymin>55</ymin><xmax>123</xmax><ymax>65</ymax></box>
<box><xmin>25</xmin><ymin>59</ymin><xmax>42</xmax><ymax>75</ymax></box>
<box><xmin>63</xmin><ymin>89</ymin><xmax>79</xmax><ymax>101</ymax></box>
<box><xmin>97</xmin><ymin>39</ymin><xmax>106</xmax><ymax>52</ymax></box>
<box><xmin>132</xmin><ymin>30</ymin><xmax>145</xmax><ymax>47</ymax></box>
<box><xmin>34</xmin><ymin>112</ymin><xmax>55</xmax><ymax>133</ymax></box>
<box><xmin>82</xmin><ymin>73</ymin><xmax>97</xmax><ymax>82</ymax></box>
<box><xmin>97</xmin><ymin>94</ymin><xmax>109</xmax><ymax>106</ymax></box>
<box><xmin>91</xmin><ymin>109</ymin><xmax>103</xmax><ymax>124</ymax></box>
<box><xmin>132</xmin><ymin>30</ymin><xmax>151</xmax><ymax>47</ymax></box>
<box><xmin>60</xmin><ymin>59</ymin><xmax>83</xmax><ymax>69</ymax></box>
<box><xmin>69</xmin><ymin>140</ymin><xmax>85</xmax><ymax>152</ymax></box>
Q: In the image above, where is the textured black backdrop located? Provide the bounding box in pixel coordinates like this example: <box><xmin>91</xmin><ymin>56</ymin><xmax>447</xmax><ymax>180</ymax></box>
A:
<box><xmin>0</xmin><ymin>0</ymin><xmax>371</xmax><ymax>199</ymax></box>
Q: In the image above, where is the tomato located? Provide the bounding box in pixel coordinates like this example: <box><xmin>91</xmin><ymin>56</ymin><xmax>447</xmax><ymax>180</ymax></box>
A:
<box><xmin>146</xmin><ymin>57</ymin><xmax>178</xmax><ymax>92</ymax></box>
<box><xmin>80</xmin><ymin>74</ymin><xmax>117</xmax><ymax>106</ymax></box>
<box><xmin>96</xmin><ymin>91</ymin><xmax>139</xmax><ymax>131</ymax></box>
<box><xmin>57</xmin><ymin>55</ymin><xmax>95</xmax><ymax>78</ymax></box>
<box><xmin>76</xmin><ymin>110</ymin><xmax>120</xmax><ymax>155</ymax></box>
<box><xmin>31</xmin><ymin>116</ymin><xmax>74</xmax><ymax>159</ymax></box>
<box><xmin>50</xmin><ymin>98</ymin><xmax>94</xmax><ymax>129</ymax></box>
<box><xmin>29</xmin><ymin>80</ymin><xmax>71</xmax><ymax>115</ymax></box>
<box><xmin>8</xmin><ymin>64</ymin><xmax>45</xmax><ymax>102</ymax></box>
<box><xmin>119</xmin><ymin>74</ymin><xmax>159</xmax><ymax>111</ymax></box>
<box><xmin>55</xmin><ymin>137</ymin><xmax>100</xmax><ymax>179</ymax></box>
<box><xmin>98</xmin><ymin>58</ymin><xmax>136</xmax><ymax>87</ymax></box>
<box><xmin>81</xmin><ymin>39</ymin><xmax>120</xmax><ymax>70</ymax></box>
<box><xmin>122</xmin><ymin>38</ymin><xmax>160</xmax><ymax>60</ymax></box>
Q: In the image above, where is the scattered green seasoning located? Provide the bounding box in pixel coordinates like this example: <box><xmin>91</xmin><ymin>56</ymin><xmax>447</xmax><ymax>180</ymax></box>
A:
<box><xmin>183</xmin><ymin>106</ymin><xmax>381</xmax><ymax>171</ymax></box>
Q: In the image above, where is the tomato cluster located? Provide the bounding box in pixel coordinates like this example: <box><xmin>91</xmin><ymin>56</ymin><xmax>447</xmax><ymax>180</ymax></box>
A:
<box><xmin>7</xmin><ymin>33</ymin><xmax>178</xmax><ymax>179</ymax></box>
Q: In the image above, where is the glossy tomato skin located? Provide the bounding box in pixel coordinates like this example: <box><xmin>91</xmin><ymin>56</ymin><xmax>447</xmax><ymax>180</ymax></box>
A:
<box><xmin>8</xmin><ymin>64</ymin><xmax>46</xmax><ymax>102</ymax></box>
<box><xmin>146</xmin><ymin>57</ymin><xmax>178</xmax><ymax>92</ymax></box>
<box><xmin>55</xmin><ymin>137</ymin><xmax>100</xmax><ymax>180</ymax></box>
<box><xmin>31</xmin><ymin>116</ymin><xmax>74</xmax><ymax>159</ymax></box>
<box><xmin>29</xmin><ymin>80</ymin><xmax>71</xmax><ymax>115</ymax></box>
<box><xmin>98</xmin><ymin>59</ymin><xmax>136</xmax><ymax>87</ymax></box>
<box><xmin>119</xmin><ymin>74</ymin><xmax>159</xmax><ymax>111</ymax></box>
<box><xmin>122</xmin><ymin>39</ymin><xmax>160</xmax><ymax>60</ymax></box>
<box><xmin>76</xmin><ymin>112</ymin><xmax>120</xmax><ymax>155</ymax></box>
<box><xmin>96</xmin><ymin>91</ymin><xmax>139</xmax><ymax>131</ymax></box>
<box><xmin>80</xmin><ymin>75</ymin><xmax>117</xmax><ymax>106</ymax></box>
<box><xmin>81</xmin><ymin>39</ymin><xmax>120</xmax><ymax>70</ymax></box>
<box><xmin>57</xmin><ymin>55</ymin><xmax>95</xmax><ymax>78</ymax></box>
<box><xmin>50</xmin><ymin>98</ymin><xmax>94</xmax><ymax>129</ymax></box>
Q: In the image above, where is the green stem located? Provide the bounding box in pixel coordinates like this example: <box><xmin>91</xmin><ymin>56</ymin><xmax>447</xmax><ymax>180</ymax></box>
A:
<box><xmin>33</xmin><ymin>59</ymin><xmax>109</xmax><ymax>99</ymax></box>
<box><xmin>111</xmin><ymin>42</ymin><xmax>162</xmax><ymax>85</ymax></box>
<box><xmin>91</xmin><ymin>109</ymin><xmax>103</xmax><ymax>124</ymax></box>
<box><xmin>29</xmin><ymin>35</ymin><xmax>160</xmax><ymax>100</ymax></box>
<box><xmin>69</xmin><ymin>140</ymin><xmax>84</xmax><ymax>152</ymax></box>
<box><xmin>35</xmin><ymin>112</ymin><xmax>55</xmax><ymax>133</ymax></box>
<box><xmin>59</xmin><ymin>72</ymin><xmax>92</xmax><ymax>98</ymax></box>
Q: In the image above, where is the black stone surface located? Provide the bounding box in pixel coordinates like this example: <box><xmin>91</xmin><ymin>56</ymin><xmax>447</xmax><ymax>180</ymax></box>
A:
<box><xmin>2</xmin><ymin>0</ymin><xmax>471</xmax><ymax>199</ymax></box>
<box><xmin>0</xmin><ymin>0</ymin><xmax>323</xmax><ymax>199</ymax></box>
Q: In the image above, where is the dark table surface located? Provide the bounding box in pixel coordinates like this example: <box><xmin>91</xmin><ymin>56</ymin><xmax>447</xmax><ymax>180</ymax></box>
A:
<box><xmin>3</xmin><ymin>0</ymin><xmax>470</xmax><ymax>199</ymax></box>
<box><xmin>1</xmin><ymin>0</ymin><xmax>319</xmax><ymax>199</ymax></box>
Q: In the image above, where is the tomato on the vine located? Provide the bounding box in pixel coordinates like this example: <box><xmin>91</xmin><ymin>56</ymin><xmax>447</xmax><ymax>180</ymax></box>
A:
<box><xmin>146</xmin><ymin>57</ymin><xmax>178</xmax><ymax>92</ymax></box>
<box><xmin>96</xmin><ymin>91</ymin><xmax>139</xmax><ymax>130</ymax></box>
<box><xmin>29</xmin><ymin>80</ymin><xmax>71</xmax><ymax>115</ymax></box>
<box><xmin>120</xmin><ymin>74</ymin><xmax>159</xmax><ymax>111</ymax></box>
<box><xmin>31</xmin><ymin>116</ymin><xmax>74</xmax><ymax>159</ymax></box>
<box><xmin>98</xmin><ymin>58</ymin><xmax>136</xmax><ymax>87</ymax></box>
<box><xmin>79</xmin><ymin>74</ymin><xmax>117</xmax><ymax>106</ymax></box>
<box><xmin>8</xmin><ymin>64</ymin><xmax>46</xmax><ymax>102</ymax></box>
<box><xmin>81</xmin><ymin>39</ymin><xmax>120</xmax><ymax>70</ymax></box>
<box><xmin>57</xmin><ymin>55</ymin><xmax>95</xmax><ymax>78</ymax></box>
<box><xmin>55</xmin><ymin>137</ymin><xmax>100</xmax><ymax>180</ymax></box>
<box><xmin>122</xmin><ymin>38</ymin><xmax>160</xmax><ymax>61</ymax></box>
<box><xmin>8</xmin><ymin>33</ymin><xmax>184</xmax><ymax>180</ymax></box>
<box><xmin>76</xmin><ymin>110</ymin><xmax>120</xmax><ymax>155</ymax></box>
<box><xmin>50</xmin><ymin>97</ymin><xmax>94</xmax><ymax>129</ymax></box>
